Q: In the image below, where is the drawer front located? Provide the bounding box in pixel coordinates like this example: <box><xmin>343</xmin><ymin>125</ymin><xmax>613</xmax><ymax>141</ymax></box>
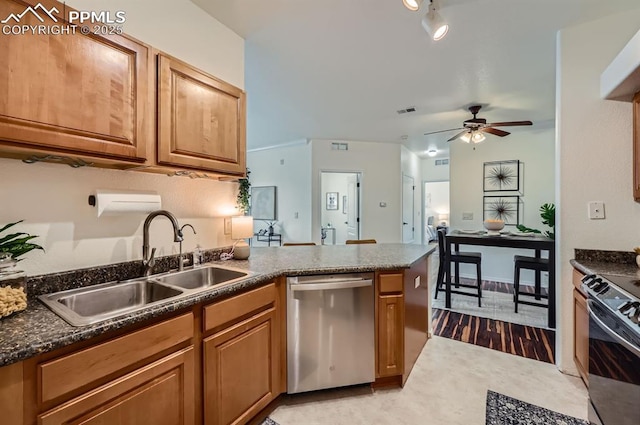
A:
<box><xmin>39</xmin><ymin>313</ymin><xmax>193</xmax><ymax>404</ymax></box>
<box><xmin>204</xmin><ymin>283</ymin><xmax>276</xmax><ymax>332</ymax></box>
<box><xmin>378</xmin><ymin>273</ymin><xmax>404</xmax><ymax>294</ymax></box>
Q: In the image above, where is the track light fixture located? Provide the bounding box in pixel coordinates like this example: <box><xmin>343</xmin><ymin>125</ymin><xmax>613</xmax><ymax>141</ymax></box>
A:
<box><xmin>421</xmin><ymin>0</ymin><xmax>449</xmax><ymax>41</ymax></box>
<box><xmin>402</xmin><ymin>0</ymin><xmax>423</xmax><ymax>11</ymax></box>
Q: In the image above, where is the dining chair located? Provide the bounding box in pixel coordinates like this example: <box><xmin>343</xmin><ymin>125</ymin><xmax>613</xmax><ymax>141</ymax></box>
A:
<box><xmin>513</xmin><ymin>255</ymin><xmax>549</xmax><ymax>313</ymax></box>
<box><xmin>345</xmin><ymin>239</ymin><xmax>377</xmax><ymax>244</ymax></box>
<box><xmin>282</xmin><ymin>242</ymin><xmax>316</xmax><ymax>246</ymax></box>
<box><xmin>434</xmin><ymin>229</ymin><xmax>483</xmax><ymax>307</ymax></box>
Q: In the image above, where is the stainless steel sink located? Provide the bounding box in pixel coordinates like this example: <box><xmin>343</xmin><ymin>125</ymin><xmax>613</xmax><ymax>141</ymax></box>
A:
<box><xmin>39</xmin><ymin>280</ymin><xmax>184</xmax><ymax>326</ymax></box>
<box><xmin>39</xmin><ymin>265</ymin><xmax>253</xmax><ymax>327</ymax></box>
<box><xmin>153</xmin><ymin>266</ymin><xmax>248</xmax><ymax>290</ymax></box>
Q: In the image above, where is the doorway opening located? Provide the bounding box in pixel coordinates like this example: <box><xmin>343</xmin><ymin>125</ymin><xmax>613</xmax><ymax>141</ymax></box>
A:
<box><xmin>423</xmin><ymin>180</ymin><xmax>450</xmax><ymax>243</ymax></box>
<box><xmin>320</xmin><ymin>172</ymin><xmax>361</xmax><ymax>244</ymax></box>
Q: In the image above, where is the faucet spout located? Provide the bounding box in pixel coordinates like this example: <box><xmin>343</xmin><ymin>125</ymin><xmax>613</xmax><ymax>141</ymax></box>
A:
<box><xmin>142</xmin><ymin>210</ymin><xmax>183</xmax><ymax>275</ymax></box>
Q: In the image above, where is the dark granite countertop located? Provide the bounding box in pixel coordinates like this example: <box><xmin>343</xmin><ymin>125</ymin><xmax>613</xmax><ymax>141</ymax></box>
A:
<box><xmin>0</xmin><ymin>243</ymin><xmax>435</xmax><ymax>367</ymax></box>
<box><xmin>570</xmin><ymin>259</ymin><xmax>640</xmax><ymax>278</ymax></box>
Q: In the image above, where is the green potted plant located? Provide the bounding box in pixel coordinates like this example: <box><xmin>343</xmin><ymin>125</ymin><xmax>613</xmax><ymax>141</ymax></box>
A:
<box><xmin>0</xmin><ymin>220</ymin><xmax>44</xmax><ymax>260</ymax></box>
<box><xmin>236</xmin><ymin>169</ymin><xmax>251</xmax><ymax>215</ymax></box>
<box><xmin>516</xmin><ymin>203</ymin><xmax>555</xmax><ymax>239</ymax></box>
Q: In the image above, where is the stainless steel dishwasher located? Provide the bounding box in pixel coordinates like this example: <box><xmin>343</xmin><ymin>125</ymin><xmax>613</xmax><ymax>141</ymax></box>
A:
<box><xmin>287</xmin><ymin>272</ymin><xmax>375</xmax><ymax>394</ymax></box>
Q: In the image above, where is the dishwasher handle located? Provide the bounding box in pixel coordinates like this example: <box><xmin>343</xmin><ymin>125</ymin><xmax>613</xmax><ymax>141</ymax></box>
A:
<box><xmin>289</xmin><ymin>279</ymin><xmax>373</xmax><ymax>292</ymax></box>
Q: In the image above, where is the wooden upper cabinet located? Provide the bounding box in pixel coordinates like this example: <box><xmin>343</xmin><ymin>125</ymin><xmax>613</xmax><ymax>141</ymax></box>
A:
<box><xmin>157</xmin><ymin>53</ymin><xmax>246</xmax><ymax>176</ymax></box>
<box><xmin>633</xmin><ymin>91</ymin><xmax>640</xmax><ymax>201</ymax></box>
<box><xmin>0</xmin><ymin>0</ymin><xmax>151</xmax><ymax>162</ymax></box>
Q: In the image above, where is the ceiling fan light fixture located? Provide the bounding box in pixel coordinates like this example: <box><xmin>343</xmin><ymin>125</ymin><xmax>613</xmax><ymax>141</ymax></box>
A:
<box><xmin>460</xmin><ymin>131</ymin><xmax>486</xmax><ymax>144</ymax></box>
<box><xmin>402</xmin><ymin>0</ymin><xmax>423</xmax><ymax>12</ymax></box>
<box><xmin>427</xmin><ymin>149</ymin><xmax>438</xmax><ymax>157</ymax></box>
<box><xmin>422</xmin><ymin>1</ymin><xmax>448</xmax><ymax>41</ymax></box>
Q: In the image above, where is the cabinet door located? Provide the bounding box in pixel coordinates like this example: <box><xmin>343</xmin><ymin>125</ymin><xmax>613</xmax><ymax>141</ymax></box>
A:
<box><xmin>377</xmin><ymin>294</ymin><xmax>404</xmax><ymax>377</ymax></box>
<box><xmin>573</xmin><ymin>289</ymin><xmax>589</xmax><ymax>385</ymax></box>
<box><xmin>204</xmin><ymin>308</ymin><xmax>277</xmax><ymax>425</ymax></box>
<box><xmin>157</xmin><ymin>54</ymin><xmax>246</xmax><ymax>176</ymax></box>
<box><xmin>39</xmin><ymin>347</ymin><xmax>195</xmax><ymax>425</ymax></box>
<box><xmin>0</xmin><ymin>0</ymin><xmax>151</xmax><ymax>161</ymax></box>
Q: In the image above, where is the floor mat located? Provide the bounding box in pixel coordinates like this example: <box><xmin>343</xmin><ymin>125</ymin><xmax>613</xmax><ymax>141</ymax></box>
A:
<box><xmin>261</xmin><ymin>418</ymin><xmax>279</xmax><ymax>425</ymax></box>
<box><xmin>485</xmin><ymin>390</ymin><xmax>588</xmax><ymax>424</ymax></box>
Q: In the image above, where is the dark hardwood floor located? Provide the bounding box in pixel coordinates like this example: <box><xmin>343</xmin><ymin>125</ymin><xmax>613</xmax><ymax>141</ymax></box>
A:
<box><xmin>432</xmin><ymin>308</ymin><xmax>556</xmax><ymax>364</ymax></box>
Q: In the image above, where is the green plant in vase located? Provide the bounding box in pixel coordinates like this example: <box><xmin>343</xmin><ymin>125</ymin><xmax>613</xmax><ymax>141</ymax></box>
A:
<box><xmin>0</xmin><ymin>220</ymin><xmax>44</xmax><ymax>260</ymax></box>
<box><xmin>516</xmin><ymin>203</ymin><xmax>555</xmax><ymax>239</ymax></box>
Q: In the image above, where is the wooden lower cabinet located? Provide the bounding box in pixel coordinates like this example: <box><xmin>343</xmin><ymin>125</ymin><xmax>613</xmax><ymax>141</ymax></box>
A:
<box><xmin>203</xmin><ymin>308</ymin><xmax>279</xmax><ymax>425</ymax></box>
<box><xmin>377</xmin><ymin>294</ymin><xmax>404</xmax><ymax>377</ymax></box>
<box><xmin>573</xmin><ymin>288</ymin><xmax>589</xmax><ymax>384</ymax></box>
<box><xmin>39</xmin><ymin>346</ymin><xmax>195</xmax><ymax>425</ymax></box>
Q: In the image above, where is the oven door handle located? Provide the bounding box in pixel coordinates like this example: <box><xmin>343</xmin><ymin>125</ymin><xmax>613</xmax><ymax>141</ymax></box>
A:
<box><xmin>289</xmin><ymin>279</ymin><xmax>373</xmax><ymax>292</ymax></box>
<box><xmin>587</xmin><ymin>300</ymin><xmax>640</xmax><ymax>358</ymax></box>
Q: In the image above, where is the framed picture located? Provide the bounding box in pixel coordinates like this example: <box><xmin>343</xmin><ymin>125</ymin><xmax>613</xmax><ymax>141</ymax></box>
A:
<box><xmin>326</xmin><ymin>192</ymin><xmax>339</xmax><ymax>210</ymax></box>
<box><xmin>483</xmin><ymin>195</ymin><xmax>520</xmax><ymax>226</ymax></box>
<box><xmin>483</xmin><ymin>160</ymin><xmax>520</xmax><ymax>192</ymax></box>
<box><xmin>342</xmin><ymin>195</ymin><xmax>347</xmax><ymax>214</ymax></box>
<box><xmin>251</xmin><ymin>186</ymin><xmax>277</xmax><ymax>220</ymax></box>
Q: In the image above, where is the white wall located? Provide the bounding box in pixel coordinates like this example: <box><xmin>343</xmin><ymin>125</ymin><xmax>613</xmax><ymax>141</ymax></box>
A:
<box><xmin>311</xmin><ymin>140</ymin><xmax>402</xmax><ymax>243</ymax></box>
<box><xmin>421</xmin><ymin>157</ymin><xmax>450</xmax><ymax>182</ymax></box>
<box><xmin>0</xmin><ymin>0</ymin><xmax>245</xmax><ymax>276</ymax></box>
<box><xmin>401</xmin><ymin>146</ymin><xmax>423</xmax><ymax>244</ymax></box>
<box><xmin>557</xmin><ymin>10</ymin><xmax>640</xmax><ymax>373</ymax></box>
<box><xmin>449</xmin><ymin>128</ymin><xmax>556</xmax><ymax>283</ymax></box>
<box><xmin>247</xmin><ymin>142</ymin><xmax>313</xmax><ymax>243</ymax></box>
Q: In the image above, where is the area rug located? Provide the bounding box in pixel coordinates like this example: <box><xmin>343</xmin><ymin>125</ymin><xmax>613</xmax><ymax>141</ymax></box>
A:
<box><xmin>260</xmin><ymin>418</ymin><xmax>279</xmax><ymax>425</ymax></box>
<box><xmin>486</xmin><ymin>390</ymin><xmax>588</xmax><ymax>424</ymax></box>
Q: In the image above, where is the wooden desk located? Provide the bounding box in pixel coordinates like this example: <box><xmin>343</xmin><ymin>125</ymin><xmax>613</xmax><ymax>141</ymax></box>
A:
<box><xmin>445</xmin><ymin>231</ymin><xmax>556</xmax><ymax>328</ymax></box>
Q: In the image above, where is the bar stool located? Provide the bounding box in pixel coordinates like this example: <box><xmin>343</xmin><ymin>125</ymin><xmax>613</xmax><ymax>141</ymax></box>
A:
<box><xmin>434</xmin><ymin>229</ymin><xmax>483</xmax><ymax>307</ymax></box>
<box><xmin>513</xmin><ymin>255</ymin><xmax>549</xmax><ymax>313</ymax></box>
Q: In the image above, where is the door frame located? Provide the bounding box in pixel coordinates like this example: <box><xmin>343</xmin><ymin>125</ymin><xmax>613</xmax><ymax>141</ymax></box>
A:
<box><xmin>402</xmin><ymin>174</ymin><xmax>415</xmax><ymax>243</ymax></box>
<box><xmin>422</xmin><ymin>179</ymin><xmax>450</xmax><ymax>245</ymax></box>
<box><xmin>319</xmin><ymin>170</ymin><xmax>362</xmax><ymax>244</ymax></box>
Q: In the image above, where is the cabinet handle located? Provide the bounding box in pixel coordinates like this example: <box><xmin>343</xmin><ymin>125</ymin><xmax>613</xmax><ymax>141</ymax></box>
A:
<box><xmin>22</xmin><ymin>155</ymin><xmax>93</xmax><ymax>168</ymax></box>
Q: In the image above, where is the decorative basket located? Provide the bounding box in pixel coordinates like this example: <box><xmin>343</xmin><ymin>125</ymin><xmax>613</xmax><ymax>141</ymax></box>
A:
<box><xmin>0</xmin><ymin>254</ymin><xmax>27</xmax><ymax>319</ymax></box>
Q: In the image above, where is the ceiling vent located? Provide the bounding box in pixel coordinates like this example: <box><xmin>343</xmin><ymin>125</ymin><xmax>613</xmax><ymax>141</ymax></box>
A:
<box><xmin>435</xmin><ymin>158</ymin><xmax>449</xmax><ymax>166</ymax></box>
<box><xmin>396</xmin><ymin>106</ymin><xmax>417</xmax><ymax>115</ymax></box>
<box><xmin>331</xmin><ymin>142</ymin><xmax>348</xmax><ymax>151</ymax></box>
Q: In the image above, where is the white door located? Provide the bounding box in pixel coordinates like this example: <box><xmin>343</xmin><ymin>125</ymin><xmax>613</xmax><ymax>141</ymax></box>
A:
<box><xmin>402</xmin><ymin>175</ymin><xmax>414</xmax><ymax>243</ymax></box>
<box><xmin>346</xmin><ymin>174</ymin><xmax>360</xmax><ymax>240</ymax></box>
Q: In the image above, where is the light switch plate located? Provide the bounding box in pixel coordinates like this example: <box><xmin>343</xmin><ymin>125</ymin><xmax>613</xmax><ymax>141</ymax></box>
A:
<box><xmin>224</xmin><ymin>217</ymin><xmax>232</xmax><ymax>234</ymax></box>
<box><xmin>462</xmin><ymin>212</ymin><xmax>473</xmax><ymax>220</ymax></box>
<box><xmin>588</xmin><ymin>201</ymin><xmax>605</xmax><ymax>219</ymax></box>
<box><xmin>414</xmin><ymin>276</ymin><xmax>420</xmax><ymax>289</ymax></box>
<box><xmin>379</xmin><ymin>202</ymin><xmax>387</xmax><ymax>208</ymax></box>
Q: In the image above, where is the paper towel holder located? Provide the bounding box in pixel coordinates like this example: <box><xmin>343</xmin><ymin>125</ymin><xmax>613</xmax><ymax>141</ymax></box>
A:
<box><xmin>88</xmin><ymin>190</ymin><xmax>162</xmax><ymax>217</ymax></box>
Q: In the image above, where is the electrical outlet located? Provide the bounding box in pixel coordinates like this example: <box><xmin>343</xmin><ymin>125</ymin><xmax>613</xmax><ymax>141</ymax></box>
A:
<box><xmin>414</xmin><ymin>276</ymin><xmax>420</xmax><ymax>289</ymax></box>
<box><xmin>588</xmin><ymin>201</ymin><xmax>605</xmax><ymax>219</ymax></box>
<box><xmin>224</xmin><ymin>217</ymin><xmax>231</xmax><ymax>235</ymax></box>
<box><xmin>462</xmin><ymin>212</ymin><xmax>473</xmax><ymax>220</ymax></box>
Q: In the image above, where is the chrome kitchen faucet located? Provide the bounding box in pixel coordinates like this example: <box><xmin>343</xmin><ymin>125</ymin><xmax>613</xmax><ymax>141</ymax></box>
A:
<box><xmin>142</xmin><ymin>210</ymin><xmax>183</xmax><ymax>276</ymax></box>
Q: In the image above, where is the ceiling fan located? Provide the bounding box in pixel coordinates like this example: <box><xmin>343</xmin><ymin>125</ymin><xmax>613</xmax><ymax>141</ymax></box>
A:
<box><xmin>424</xmin><ymin>105</ymin><xmax>533</xmax><ymax>143</ymax></box>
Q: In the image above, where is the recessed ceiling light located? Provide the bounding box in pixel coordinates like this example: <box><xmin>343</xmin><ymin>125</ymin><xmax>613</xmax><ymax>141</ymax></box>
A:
<box><xmin>427</xmin><ymin>149</ymin><xmax>437</xmax><ymax>157</ymax></box>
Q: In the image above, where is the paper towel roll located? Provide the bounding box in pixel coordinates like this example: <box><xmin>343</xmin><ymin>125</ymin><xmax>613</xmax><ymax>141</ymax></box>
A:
<box><xmin>92</xmin><ymin>190</ymin><xmax>162</xmax><ymax>217</ymax></box>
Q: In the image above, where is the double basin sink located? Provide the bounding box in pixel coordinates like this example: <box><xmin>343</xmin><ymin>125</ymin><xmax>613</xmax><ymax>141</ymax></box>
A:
<box><xmin>39</xmin><ymin>265</ymin><xmax>252</xmax><ymax>326</ymax></box>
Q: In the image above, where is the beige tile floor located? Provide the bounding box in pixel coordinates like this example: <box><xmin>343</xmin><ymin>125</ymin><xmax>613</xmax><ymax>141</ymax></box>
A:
<box><xmin>431</xmin><ymin>288</ymin><xmax>549</xmax><ymax>329</ymax></box>
<box><xmin>270</xmin><ymin>336</ymin><xmax>587</xmax><ymax>425</ymax></box>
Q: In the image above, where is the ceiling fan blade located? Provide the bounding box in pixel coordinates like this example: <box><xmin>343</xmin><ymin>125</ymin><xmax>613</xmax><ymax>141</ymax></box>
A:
<box><xmin>424</xmin><ymin>127</ymin><xmax>464</xmax><ymax>136</ymax></box>
<box><xmin>447</xmin><ymin>130</ymin><xmax>469</xmax><ymax>142</ymax></box>
<box><xmin>482</xmin><ymin>127</ymin><xmax>510</xmax><ymax>137</ymax></box>
<box><xmin>486</xmin><ymin>121</ymin><xmax>533</xmax><ymax>127</ymax></box>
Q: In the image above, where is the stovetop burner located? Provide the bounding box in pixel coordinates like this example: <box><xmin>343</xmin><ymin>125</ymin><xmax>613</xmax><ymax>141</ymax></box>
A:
<box><xmin>601</xmin><ymin>274</ymin><xmax>640</xmax><ymax>299</ymax></box>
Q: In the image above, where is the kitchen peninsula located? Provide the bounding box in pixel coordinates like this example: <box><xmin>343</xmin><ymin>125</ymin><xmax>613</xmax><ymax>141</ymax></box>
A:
<box><xmin>0</xmin><ymin>243</ymin><xmax>434</xmax><ymax>425</ymax></box>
